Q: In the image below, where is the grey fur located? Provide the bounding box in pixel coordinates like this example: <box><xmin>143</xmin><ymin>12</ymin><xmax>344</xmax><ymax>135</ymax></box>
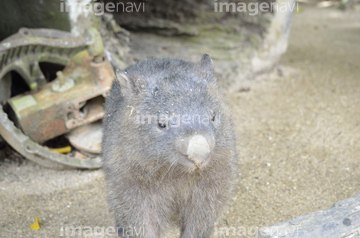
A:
<box><xmin>102</xmin><ymin>54</ymin><xmax>237</xmax><ymax>238</ymax></box>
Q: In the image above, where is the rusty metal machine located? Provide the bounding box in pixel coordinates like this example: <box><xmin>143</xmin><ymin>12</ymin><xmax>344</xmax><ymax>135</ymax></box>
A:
<box><xmin>0</xmin><ymin>28</ymin><xmax>115</xmax><ymax>169</ymax></box>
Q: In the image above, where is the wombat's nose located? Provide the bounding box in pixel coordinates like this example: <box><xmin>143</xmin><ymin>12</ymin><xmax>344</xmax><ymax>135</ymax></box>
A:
<box><xmin>186</xmin><ymin>135</ymin><xmax>211</xmax><ymax>166</ymax></box>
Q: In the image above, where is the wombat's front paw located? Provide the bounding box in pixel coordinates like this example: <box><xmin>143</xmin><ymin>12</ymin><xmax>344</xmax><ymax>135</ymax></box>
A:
<box><xmin>116</xmin><ymin>224</ymin><xmax>130</xmax><ymax>238</ymax></box>
<box><xmin>116</xmin><ymin>222</ymin><xmax>156</xmax><ymax>238</ymax></box>
<box><xmin>180</xmin><ymin>232</ymin><xmax>211</xmax><ymax>238</ymax></box>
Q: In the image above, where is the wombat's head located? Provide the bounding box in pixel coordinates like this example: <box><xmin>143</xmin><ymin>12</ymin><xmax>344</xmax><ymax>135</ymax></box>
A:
<box><xmin>114</xmin><ymin>54</ymin><xmax>234</xmax><ymax>173</ymax></box>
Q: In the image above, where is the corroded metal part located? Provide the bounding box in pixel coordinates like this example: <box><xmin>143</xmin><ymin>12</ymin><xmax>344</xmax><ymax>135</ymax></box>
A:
<box><xmin>0</xmin><ymin>27</ymin><xmax>112</xmax><ymax>169</ymax></box>
<box><xmin>8</xmin><ymin>50</ymin><xmax>114</xmax><ymax>143</ymax></box>
<box><xmin>0</xmin><ymin>28</ymin><xmax>93</xmax><ymax>90</ymax></box>
<box><xmin>0</xmin><ymin>104</ymin><xmax>102</xmax><ymax>169</ymax></box>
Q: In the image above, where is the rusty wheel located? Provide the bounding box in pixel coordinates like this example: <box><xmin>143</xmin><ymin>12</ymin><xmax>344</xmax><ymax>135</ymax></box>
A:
<box><xmin>0</xmin><ymin>28</ymin><xmax>114</xmax><ymax>169</ymax></box>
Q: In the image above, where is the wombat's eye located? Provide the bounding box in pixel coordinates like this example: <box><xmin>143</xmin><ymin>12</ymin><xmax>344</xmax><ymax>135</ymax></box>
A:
<box><xmin>210</xmin><ymin>110</ymin><xmax>216</xmax><ymax>122</ymax></box>
<box><xmin>158</xmin><ymin>122</ymin><xmax>167</xmax><ymax>129</ymax></box>
<box><xmin>157</xmin><ymin>114</ymin><xmax>168</xmax><ymax>130</ymax></box>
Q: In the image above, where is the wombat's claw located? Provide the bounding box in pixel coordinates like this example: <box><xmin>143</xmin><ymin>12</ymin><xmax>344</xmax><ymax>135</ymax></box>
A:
<box><xmin>117</xmin><ymin>226</ymin><xmax>130</xmax><ymax>238</ymax></box>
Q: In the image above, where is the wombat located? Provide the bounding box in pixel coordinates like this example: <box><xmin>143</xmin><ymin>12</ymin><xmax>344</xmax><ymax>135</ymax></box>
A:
<box><xmin>102</xmin><ymin>54</ymin><xmax>237</xmax><ymax>238</ymax></box>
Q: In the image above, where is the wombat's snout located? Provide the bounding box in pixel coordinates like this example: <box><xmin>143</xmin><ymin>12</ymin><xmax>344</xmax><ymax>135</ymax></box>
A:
<box><xmin>176</xmin><ymin>134</ymin><xmax>215</xmax><ymax>169</ymax></box>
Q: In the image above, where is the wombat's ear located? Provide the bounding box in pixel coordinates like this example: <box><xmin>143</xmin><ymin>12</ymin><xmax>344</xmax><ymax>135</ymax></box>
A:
<box><xmin>197</xmin><ymin>54</ymin><xmax>216</xmax><ymax>83</ymax></box>
<box><xmin>116</xmin><ymin>69</ymin><xmax>136</xmax><ymax>97</ymax></box>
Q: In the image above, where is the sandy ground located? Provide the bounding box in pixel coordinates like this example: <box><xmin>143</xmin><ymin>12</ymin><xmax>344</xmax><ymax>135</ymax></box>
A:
<box><xmin>1</xmin><ymin>4</ymin><xmax>360</xmax><ymax>238</ymax></box>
